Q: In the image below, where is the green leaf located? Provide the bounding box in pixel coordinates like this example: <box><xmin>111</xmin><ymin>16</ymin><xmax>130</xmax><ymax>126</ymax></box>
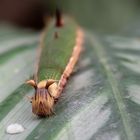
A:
<box><xmin>0</xmin><ymin>1</ymin><xmax>140</xmax><ymax>140</ymax></box>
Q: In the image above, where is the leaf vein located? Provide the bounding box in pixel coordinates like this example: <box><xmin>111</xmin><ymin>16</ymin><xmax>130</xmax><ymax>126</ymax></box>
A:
<box><xmin>87</xmin><ymin>32</ymin><xmax>135</xmax><ymax>140</ymax></box>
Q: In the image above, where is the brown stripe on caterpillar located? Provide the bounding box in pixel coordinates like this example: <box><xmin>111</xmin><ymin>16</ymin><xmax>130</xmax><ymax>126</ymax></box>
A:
<box><xmin>57</xmin><ymin>28</ymin><xmax>84</xmax><ymax>97</ymax></box>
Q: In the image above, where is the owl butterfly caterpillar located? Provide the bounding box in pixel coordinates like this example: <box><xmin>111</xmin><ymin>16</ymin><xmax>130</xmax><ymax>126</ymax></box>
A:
<box><xmin>26</xmin><ymin>15</ymin><xmax>84</xmax><ymax>117</ymax></box>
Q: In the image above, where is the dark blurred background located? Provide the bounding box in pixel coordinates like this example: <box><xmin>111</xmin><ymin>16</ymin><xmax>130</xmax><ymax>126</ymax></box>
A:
<box><xmin>0</xmin><ymin>0</ymin><xmax>140</xmax><ymax>32</ymax></box>
<box><xmin>0</xmin><ymin>0</ymin><xmax>53</xmax><ymax>30</ymax></box>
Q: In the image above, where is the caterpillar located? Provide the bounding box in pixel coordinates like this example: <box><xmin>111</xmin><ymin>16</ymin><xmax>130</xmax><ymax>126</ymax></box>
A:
<box><xmin>26</xmin><ymin>16</ymin><xmax>84</xmax><ymax>117</ymax></box>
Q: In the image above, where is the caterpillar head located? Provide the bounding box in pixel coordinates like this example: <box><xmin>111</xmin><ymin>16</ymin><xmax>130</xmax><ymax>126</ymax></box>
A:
<box><xmin>26</xmin><ymin>79</ymin><xmax>58</xmax><ymax>117</ymax></box>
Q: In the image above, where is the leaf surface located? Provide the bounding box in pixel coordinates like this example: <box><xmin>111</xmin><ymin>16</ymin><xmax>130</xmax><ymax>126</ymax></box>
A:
<box><xmin>0</xmin><ymin>3</ymin><xmax>140</xmax><ymax>140</ymax></box>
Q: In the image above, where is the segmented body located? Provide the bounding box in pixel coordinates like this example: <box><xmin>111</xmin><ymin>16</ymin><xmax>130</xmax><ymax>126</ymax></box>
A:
<box><xmin>58</xmin><ymin>29</ymin><xmax>84</xmax><ymax>96</ymax></box>
<box><xmin>27</xmin><ymin>17</ymin><xmax>84</xmax><ymax>117</ymax></box>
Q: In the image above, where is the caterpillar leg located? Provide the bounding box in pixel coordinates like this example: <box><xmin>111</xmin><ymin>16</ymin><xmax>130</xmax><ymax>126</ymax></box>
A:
<box><xmin>26</xmin><ymin>95</ymin><xmax>33</xmax><ymax>103</ymax></box>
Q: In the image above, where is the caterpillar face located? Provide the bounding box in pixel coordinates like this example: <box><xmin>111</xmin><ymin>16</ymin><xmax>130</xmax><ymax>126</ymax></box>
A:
<box><xmin>32</xmin><ymin>88</ymin><xmax>54</xmax><ymax>117</ymax></box>
<box><xmin>26</xmin><ymin>79</ymin><xmax>58</xmax><ymax>117</ymax></box>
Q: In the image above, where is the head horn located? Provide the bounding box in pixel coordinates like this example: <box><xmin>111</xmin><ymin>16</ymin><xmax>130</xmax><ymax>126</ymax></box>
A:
<box><xmin>26</xmin><ymin>80</ymin><xmax>37</xmax><ymax>89</ymax></box>
<box><xmin>45</xmin><ymin>79</ymin><xmax>58</xmax><ymax>89</ymax></box>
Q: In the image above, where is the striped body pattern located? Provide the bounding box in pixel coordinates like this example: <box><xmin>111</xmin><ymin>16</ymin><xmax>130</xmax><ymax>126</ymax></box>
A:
<box><xmin>27</xmin><ymin>17</ymin><xmax>84</xmax><ymax>117</ymax></box>
<box><xmin>58</xmin><ymin>29</ymin><xmax>84</xmax><ymax>95</ymax></box>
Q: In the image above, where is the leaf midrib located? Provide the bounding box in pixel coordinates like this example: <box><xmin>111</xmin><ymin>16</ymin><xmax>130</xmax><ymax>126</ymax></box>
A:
<box><xmin>87</xmin><ymin>31</ymin><xmax>135</xmax><ymax>140</ymax></box>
